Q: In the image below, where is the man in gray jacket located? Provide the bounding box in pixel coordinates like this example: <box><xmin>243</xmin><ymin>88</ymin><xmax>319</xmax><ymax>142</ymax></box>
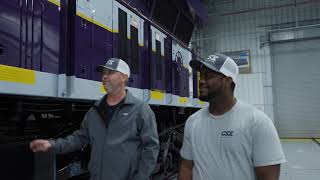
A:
<box><xmin>30</xmin><ymin>58</ymin><xmax>160</xmax><ymax>180</ymax></box>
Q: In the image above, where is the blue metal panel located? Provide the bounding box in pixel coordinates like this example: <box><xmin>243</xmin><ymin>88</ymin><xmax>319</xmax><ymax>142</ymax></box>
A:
<box><xmin>42</xmin><ymin>0</ymin><xmax>60</xmax><ymax>74</ymax></box>
<box><xmin>151</xmin><ymin>41</ymin><xmax>165</xmax><ymax>91</ymax></box>
<box><xmin>181</xmin><ymin>67</ymin><xmax>189</xmax><ymax>97</ymax></box>
<box><xmin>172</xmin><ymin>53</ymin><xmax>183</xmax><ymax>96</ymax></box>
<box><xmin>0</xmin><ymin>0</ymin><xmax>59</xmax><ymax>73</ymax></box>
<box><xmin>91</xmin><ymin>24</ymin><xmax>112</xmax><ymax>81</ymax></box>
<box><xmin>127</xmin><ymin>24</ymin><xmax>141</xmax><ymax>88</ymax></box>
<box><xmin>0</xmin><ymin>0</ymin><xmax>22</xmax><ymax>67</ymax></box>
<box><xmin>165</xmin><ymin>37</ymin><xmax>172</xmax><ymax>93</ymax></box>
<box><xmin>75</xmin><ymin>16</ymin><xmax>92</xmax><ymax>80</ymax></box>
<box><xmin>141</xmin><ymin>20</ymin><xmax>151</xmax><ymax>89</ymax></box>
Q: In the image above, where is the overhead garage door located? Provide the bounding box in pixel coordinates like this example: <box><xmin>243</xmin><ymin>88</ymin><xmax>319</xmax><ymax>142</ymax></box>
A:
<box><xmin>272</xmin><ymin>39</ymin><xmax>320</xmax><ymax>138</ymax></box>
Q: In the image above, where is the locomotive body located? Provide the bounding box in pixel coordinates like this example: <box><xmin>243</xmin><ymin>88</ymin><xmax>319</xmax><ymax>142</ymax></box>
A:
<box><xmin>0</xmin><ymin>0</ymin><xmax>207</xmax><ymax>179</ymax></box>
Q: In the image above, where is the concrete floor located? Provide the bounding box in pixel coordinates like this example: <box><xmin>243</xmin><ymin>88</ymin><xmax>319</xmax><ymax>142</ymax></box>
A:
<box><xmin>280</xmin><ymin>139</ymin><xmax>320</xmax><ymax>180</ymax></box>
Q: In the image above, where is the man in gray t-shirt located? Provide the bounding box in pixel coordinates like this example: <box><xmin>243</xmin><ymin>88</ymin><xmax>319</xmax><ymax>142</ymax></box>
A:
<box><xmin>178</xmin><ymin>53</ymin><xmax>286</xmax><ymax>180</ymax></box>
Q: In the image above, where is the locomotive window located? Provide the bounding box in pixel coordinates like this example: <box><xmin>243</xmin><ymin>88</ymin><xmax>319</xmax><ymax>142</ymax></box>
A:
<box><xmin>130</xmin><ymin>25</ymin><xmax>139</xmax><ymax>74</ymax></box>
<box><xmin>174</xmin><ymin>13</ymin><xmax>194</xmax><ymax>45</ymax></box>
<box><xmin>151</xmin><ymin>0</ymin><xmax>178</xmax><ymax>32</ymax></box>
<box><xmin>118</xmin><ymin>9</ymin><xmax>128</xmax><ymax>62</ymax></box>
<box><xmin>155</xmin><ymin>40</ymin><xmax>162</xmax><ymax>80</ymax></box>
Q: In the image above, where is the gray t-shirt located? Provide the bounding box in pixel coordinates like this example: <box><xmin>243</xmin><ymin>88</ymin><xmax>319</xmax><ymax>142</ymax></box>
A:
<box><xmin>180</xmin><ymin>100</ymin><xmax>286</xmax><ymax>180</ymax></box>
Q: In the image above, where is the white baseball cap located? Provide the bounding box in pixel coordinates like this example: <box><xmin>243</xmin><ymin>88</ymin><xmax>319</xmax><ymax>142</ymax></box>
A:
<box><xmin>190</xmin><ymin>53</ymin><xmax>239</xmax><ymax>83</ymax></box>
<box><xmin>97</xmin><ymin>58</ymin><xmax>130</xmax><ymax>78</ymax></box>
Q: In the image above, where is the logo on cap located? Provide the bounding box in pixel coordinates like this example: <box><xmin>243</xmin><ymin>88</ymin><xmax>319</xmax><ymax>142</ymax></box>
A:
<box><xmin>107</xmin><ymin>60</ymin><xmax>114</xmax><ymax>65</ymax></box>
<box><xmin>207</xmin><ymin>55</ymin><xmax>219</xmax><ymax>63</ymax></box>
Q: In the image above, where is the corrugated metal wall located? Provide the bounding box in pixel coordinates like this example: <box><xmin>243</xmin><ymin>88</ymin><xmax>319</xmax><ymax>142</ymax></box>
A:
<box><xmin>192</xmin><ymin>0</ymin><xmax>320</xmax><ymax>121</ymax></box>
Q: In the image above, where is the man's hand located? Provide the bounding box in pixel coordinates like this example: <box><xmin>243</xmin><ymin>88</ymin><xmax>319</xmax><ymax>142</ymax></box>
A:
<box><xmin>178</xmin><ymin>158</ymin><xmax>194</xmax><ymax>180</ymax></box>
<box><xmin>30</xmin><ymin>139</ymin><xmax>52</xmax><ymax>152</ymax></box>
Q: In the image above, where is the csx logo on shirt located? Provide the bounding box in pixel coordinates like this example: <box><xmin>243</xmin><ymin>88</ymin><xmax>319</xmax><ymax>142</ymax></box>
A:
<box><xmin>221</xmin><ymin>131</ymin><xmax>234</xmax><ymax>137</ymax></box>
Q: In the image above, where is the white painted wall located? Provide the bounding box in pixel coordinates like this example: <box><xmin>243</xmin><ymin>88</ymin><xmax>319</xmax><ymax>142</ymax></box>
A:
<box><xmin>192</xmin><ymin>0</ymin><xmax>320</xmax><ymax>121</ymax></box>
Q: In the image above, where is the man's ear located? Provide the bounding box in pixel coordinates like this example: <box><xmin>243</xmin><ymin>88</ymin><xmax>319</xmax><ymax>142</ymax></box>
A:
<box><xmin>122</xmin><ymin>74</ymin><xmax>128</xmax><ymax>83</ymax></box>
<box><xmin>226</xmin><ymin>77</ymin><xmax>233</xmax><ymax>84</ymax></box>
<box><xmin>223</xmin><ymin>76</ymin><xmax>233</xmax><ymax>89</ymax></box>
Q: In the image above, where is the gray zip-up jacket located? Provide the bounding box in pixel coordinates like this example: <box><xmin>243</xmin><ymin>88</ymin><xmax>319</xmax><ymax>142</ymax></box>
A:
<box><xmin>50</xmin><ymin>91</ymin><xmax>160</xmax><ymax>180</ymax></box>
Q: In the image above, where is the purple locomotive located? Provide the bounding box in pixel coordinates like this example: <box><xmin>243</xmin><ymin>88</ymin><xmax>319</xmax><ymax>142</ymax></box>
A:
<box><xmin>0</xmin><ymin>0</ymin><xmax>207</xmax><ymax>179</ymax></box>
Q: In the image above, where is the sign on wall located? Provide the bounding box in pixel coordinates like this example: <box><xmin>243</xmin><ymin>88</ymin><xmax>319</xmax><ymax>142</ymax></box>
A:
<box><xmin>221</xmin><ymin>50</ymin><xmax>251</xmax><ymax>74</ymax></box>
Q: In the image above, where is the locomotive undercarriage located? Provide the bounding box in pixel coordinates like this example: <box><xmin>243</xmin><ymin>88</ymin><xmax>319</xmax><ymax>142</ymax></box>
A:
<box><xmin>0</xmin><ymin>95</ymin><xmax>197</xmax><ymax>180</ymax></box>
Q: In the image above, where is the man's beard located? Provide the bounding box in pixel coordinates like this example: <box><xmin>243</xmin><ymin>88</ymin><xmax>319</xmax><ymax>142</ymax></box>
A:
<box><xmin>103</xmin><ymin>82</ymin><xmax>112</xmax><ymax>93</ymax></box>
<box><xmin>104</xmin><ymin>83</ymin><xmax>120</xmax><ymax>94</ymax></box>
<box><xmin>199</xmin><ymin>94</ymin><xmax>209</xmax><ymax>101</ymax></box>
<box><xmin>105</xmin><ymin>85</ymin><xmax>113</xmax><ymax>93</ymax></box>
<box><xmin>199</xmin><ymin>89</ymin><xmax>221</xmax><ymax>102</ymax></box>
